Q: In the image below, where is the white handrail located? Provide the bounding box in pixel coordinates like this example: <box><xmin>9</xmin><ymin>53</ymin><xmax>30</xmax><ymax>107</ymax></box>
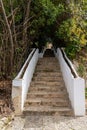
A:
<box><xmin>54</xmin><ymin>48</ymin><xmax>85</xmax><ymax>116</ymax></box>
<box><xmin>61</xmin><ymin>49</ymin><xmax>78</xmax><ymax>78</ymax></box>
<box><xmin>12</xmin><ymin>49</ymin><xmax>39</xmax><ymax>114</ymax></box>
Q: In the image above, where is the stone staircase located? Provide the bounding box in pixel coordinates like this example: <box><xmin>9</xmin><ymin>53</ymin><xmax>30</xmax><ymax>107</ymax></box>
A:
<box><xmin>23</xmin><ymin>57</ymin><xmax>73</xmax><ymax>116</ymax></box>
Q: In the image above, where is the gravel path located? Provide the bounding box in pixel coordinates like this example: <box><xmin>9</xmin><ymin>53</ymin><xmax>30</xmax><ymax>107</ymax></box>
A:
<box><xmin>4</xmin><ymin>115</ymin><xmax>87</xmax><ymax>130</ymax></box>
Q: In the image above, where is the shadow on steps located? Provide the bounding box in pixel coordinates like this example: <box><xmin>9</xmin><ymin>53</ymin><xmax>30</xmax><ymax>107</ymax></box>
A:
<box><xmin>44</xmin><ymin>49</ymin><xmax>55</xmax><ymax>57</ymax></box>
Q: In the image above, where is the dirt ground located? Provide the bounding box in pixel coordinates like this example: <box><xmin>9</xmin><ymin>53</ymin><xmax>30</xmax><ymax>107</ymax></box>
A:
<box><xmin>0</xmin><ymin>80</ymin><xmax>14</xmax><ymax>117</ymax></box>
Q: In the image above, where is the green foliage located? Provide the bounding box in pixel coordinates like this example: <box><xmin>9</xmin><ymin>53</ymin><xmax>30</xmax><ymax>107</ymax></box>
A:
<box><xmin>0</xmin><ymin>0</ymin><xmax>87</xmax><ymax>79</ymax></box>
<box><xmin>56</xmin><ymin>1</ymin><xmax>87</xmax><ymax>59</ymax></box>
<box><xmin>85</xmin><ymin>88</ymin><xmax>87</xmax><ymax>99</ymax></box>
<box><xmin>29</xmin><ymin>0</ymin><xmax>65</xmax><ymax>46</ymax></box>
<box><xmin>77</xmin><ymin>63</ymin><xmax>86</xmax><ymax>77</ymax></box>
<box><xmin>65</xmin><ymin>44</ymin><xmax>81</xmax><ymax>59</ymax></box>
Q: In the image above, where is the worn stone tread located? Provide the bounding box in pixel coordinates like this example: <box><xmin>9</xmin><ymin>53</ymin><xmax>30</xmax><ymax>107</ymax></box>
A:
<box><xmin>31</xmin><ymin>81</ymin><xmax>64</xmax><ymax>86</ymax></box>
<box><xmin>23</xmin><ymin>106</ymin><xmax>72</xmax><ymax>115</ymax></box>
<box><xmin>30</xmin><ymin>84</ymin><xmax>65</xmax><ymax>88</ymax></box>
<box><xmin>29</xmin><ymin>87</ymin><xmax>66</xmax><ymax>92</ymax></box>
<box><xmin>25</xmin><ymin>98</ymin><xmax>69</xmax><ymax>103</ymax></box>
<box><xmin>33</xmin><ymin>77</ymin><xmax>63</xmax><ymax>82</ymax></box>
<box><xmin>34</xmin><ymin>72</ymin><xmax>62</xmax><ymax>75</ymax></box>
<box><xmin>25</xmin><ymin>98</ymin><xmax>70</xmax><ymax>107</ymax></box>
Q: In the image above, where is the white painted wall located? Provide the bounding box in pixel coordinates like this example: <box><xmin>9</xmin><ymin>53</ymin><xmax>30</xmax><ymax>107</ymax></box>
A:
<box><xmin>12</xmin><ymin>49</ymin><xmax>39</xmax><ymax>110</ymax></box>
<box><xmin>22</xmin><ymin>49</ymin><xmax>39</xmax><ymax>109</ymax></box>
<box><xmin>55</xmin><ymin>48</ymin><xmax>85</xmax><ymax>116</ymax></box>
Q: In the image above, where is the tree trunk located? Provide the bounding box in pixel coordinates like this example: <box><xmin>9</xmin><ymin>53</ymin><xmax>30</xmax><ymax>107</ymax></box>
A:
<box><xmin>23</xmin><ymin>0</ymin><xmax>31</xmax><ymax>44</ymax></box>
<box><xmin>10</xmin><ymin>0</ymin><xmax>17</xmax><ymax>45</ymax></box>
<box><xmin>0</xmin><ymin>0</ymin><xmax>14</xmax><ymax>74</ymax></box>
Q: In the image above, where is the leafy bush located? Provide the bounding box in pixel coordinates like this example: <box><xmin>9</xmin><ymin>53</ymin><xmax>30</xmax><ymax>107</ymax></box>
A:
<box><xmin>56</xmin><ymin>2</ymin><xmax>87</xmax><ymax>59</ymax></box>
<box><xmin>77</xmin><ymin>63</ymin><xmax>86</xmax><ymax>77</ymax></box>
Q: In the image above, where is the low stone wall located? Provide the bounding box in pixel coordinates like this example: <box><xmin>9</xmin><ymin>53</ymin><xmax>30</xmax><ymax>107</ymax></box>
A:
<box><xmin>54</xmin><ymin>48</ymin><xmax>85</xmax><ymax>116</ymax></box>
<box><xmin>12</xmin><ymin>49</ymin><xmax>39</xmax><ymax>115</ymax></box>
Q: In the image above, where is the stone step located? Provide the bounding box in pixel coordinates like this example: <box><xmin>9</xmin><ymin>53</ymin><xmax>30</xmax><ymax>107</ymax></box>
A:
<box><xmin>36</xmin><ymin>64</ymin><xmax>60</xmax><ymax>66</ymax></box>
<box><xmin>38</xmin><ymin>60</ymin><xmax>58</xmax><ymax>62</ymax></box>
<box><xmin>25</xmin><ymin>98</ymin><xmax>70</xmax><ymax>107</ymax></box>
<box><xmin>23</xmin><ymin>106</ymin><xmax>73</xmax><ymax>116</ymax></box>
<box><xmin>37</xmin><ymin>63</ymin><xmax>59</xmax><ymax>66</ymax></box>
<box><xmin>37</xmin><ymin>62</ymin><xmax>59</xmax><ymax>65</ymax></box>
<box><xmin>31</xmin><ymin>81</ymin><xmax>64</xmax><ymax>86</ymax></box>
<box><xmin>36</xmin><ymin>65</ymin><xmax>60</xmax><ymax>69</ymax></box>
<box><xmin>35</xmin><ymin>69</ymin><xmax>60</xmax><ymax>73</ymax></box>
<box><xmin>27</xmin><ymin>91</ymin><xmax>68</xmax><ymax>99</ymax></box>
<box><xmin>38</xmin><ymin>60</ymin><xmax>59</xmax><ymax>62</ymax></box>
<box><xmin>38</xmin><ymin>59</ymin><xmax>58</xmax><ymax>61</ymax></box>
<box><xmin>36</xmin><ymin>64</ymin><xmax>60</xmax><ymax>67</ymax></box>
<box><xmin>34</xmin><ymin>72</ymin><xmax>62</xmax><ymax>77</ymax></box>
<box><xmin>29</xmin><ymin>85</ymin><xmax>66</xmax><ymax>91</ymax></box>
<box><xmin>38</xmin><ymin>57</ymin><xmax>57</xmax><ymax>59</ymax></box>
<box><xmin>33</xmin><ymin>76</ymin><xmax>62</xmax><ymax>81</ymax></box>
<box><xmin>28</xmin><ymin>89</ymin><xmax>67</xmax><ymax>94</ymax></box>
<box><xmin>38</xmin><ymin>57</ymin><xmax>58</xmax><ymax>59</ymax></box>
<box><xmin>36</xmin><ymin>69</ymin><xmax>60</xmax><ymax>72</ymax></box>
<box><xmin>30</xmin><ymin>85</ymin><xmax>65</xmax><ymax>89</ymax></box>
<box><xmin>38</xmin><ymin>58</ymin><xmax>57</xmax><ymax>61</ymax></box>
<box><xmin>37</xmin><ymin>64</ymin><xmax>60</xmax><ymax>68</ymax></box>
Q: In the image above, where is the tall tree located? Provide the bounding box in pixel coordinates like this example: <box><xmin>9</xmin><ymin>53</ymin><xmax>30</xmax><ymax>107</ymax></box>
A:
<box><xmin>0</xmin><ymin>0</ymin><xmax>14</xmax><ymax>74</ymax></box>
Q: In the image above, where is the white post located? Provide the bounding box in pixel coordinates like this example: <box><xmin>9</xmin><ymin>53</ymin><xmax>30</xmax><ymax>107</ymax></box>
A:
<box><xmin>73</xmin><ymin>78</ymin><xmax>85</xmax><ymax>116</ymax></box>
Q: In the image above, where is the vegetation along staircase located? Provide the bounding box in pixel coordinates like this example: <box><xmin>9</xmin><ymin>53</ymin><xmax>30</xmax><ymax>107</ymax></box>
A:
<box><xmin>23</xmin><ymin>52</ymin><xmax>73</xmax><ymax>116</ymax></box>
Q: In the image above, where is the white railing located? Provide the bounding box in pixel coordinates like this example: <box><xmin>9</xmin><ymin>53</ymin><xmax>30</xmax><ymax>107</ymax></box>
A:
<box><xmin>12</xmin><ymin>49</ymin><xmax>39</xmax><ymax>114</ymax></box>
<box><xmin>55</xmin><ymin>48</ymin><xmax>85</xmax><ymax>116</ymax></box>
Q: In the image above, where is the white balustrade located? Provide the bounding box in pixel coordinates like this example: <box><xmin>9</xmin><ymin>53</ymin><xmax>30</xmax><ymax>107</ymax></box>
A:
<box><xmin>55</xmin><ymin>48</ymin><xmax>85</xmax><ymax>116</ymax></box>
<box><xmin>12</xmin><ymin>49</ymin><xmax>39</xmax><ymax>114</ymax></box>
